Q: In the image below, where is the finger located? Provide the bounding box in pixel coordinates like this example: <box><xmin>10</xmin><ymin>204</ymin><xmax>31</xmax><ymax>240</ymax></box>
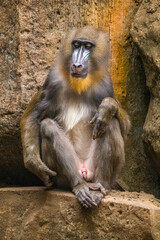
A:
<box><xmin>89</xmin><ymin>114</ymin><xmax>98</xmax><ymax>124</ymax></box>
<box><xmin>82</xmin><ymin>190</ymin><xmax>97</xmax><ymax>207</ymax></box>
<box><xmin>78</xmin><ymin>195</ymin><xmax>89</xmax><ymax>208</ymax></box>
<box><xmin>92</xmin><ymin>120</ymin><xmax>105</xmax><ymax>139</ymax></box>
<box><xmin>89</xmin><ymin>183</ymin><xmax>106</xmax><ymax>195</ymax></box>
<box><xmin>88</xmin><ymin>184</ymin><xmax>99</xmax><ymax>191</ymax></box>
<box><xmin>80</xmin><ymin>188</ymin><xmax>97</xmax><ymax>207</ymax></box>
<box><xmin>79</xmin><ymin>194</ymin><xmax>94</xmax><ymax>208</ymax></box>
<box><xmin>93</xmin><ymin>130</ymin><xmax>102</xmax><ymax>140</ymax></box>
<box><xmin>93</xmin><ymin>132</ymin><xmax>99</xmax><ymax>140</ymax></box>
<box><xmin>94</xmin><ymin>183</ymin><xmax>106</xmax><ymax>195</ymax></box>
<box><xmin>93</xmin><ymin>127</ymin><xmax>106</xmax><ymax>140</ymax></box>
<box><xmin>99</xmin><ymin>185</ymin><xmax>106</xmax><ymax>195</ymax></box>
<box><xmin>47</xmin><ymin>169</ymin><xmax>57</xmax><ymax>176</ymax></box>
<box><xmin>85</xmin><ymin>192</ymin><xmax>97</xmax><ymax>206</ymax></box>
<box><xmin>51</xmin><ymin>171</ymin><xmax>57</xmax><ymax>176</ymax></box>
<box><xmin>92</xmin><ymin>126</ymin><xmax>99</xmax><ymax>139</ymax></box>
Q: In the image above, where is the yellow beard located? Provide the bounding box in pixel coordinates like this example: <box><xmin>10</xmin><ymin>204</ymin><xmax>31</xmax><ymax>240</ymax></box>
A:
<box><xmin>69</xmin><ymin>75</ymin><xmax>92</xmax><ymax>94</ymax></box>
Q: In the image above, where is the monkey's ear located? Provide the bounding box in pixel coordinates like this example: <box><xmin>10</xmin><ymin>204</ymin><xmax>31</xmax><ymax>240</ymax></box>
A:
<box><xmin>92</xmin><ymin>30</ymin><xmax>111</xmax><ymax>69</ymax></box>
<box><xmin>64</xmin><ymin>28</ymin><xmax>77</xmax><ymax>39</ymax></box>
<box><xmin>61</xmin><ymin>28</ymin><xmax>77</xmax><ymax>56</ymax></box>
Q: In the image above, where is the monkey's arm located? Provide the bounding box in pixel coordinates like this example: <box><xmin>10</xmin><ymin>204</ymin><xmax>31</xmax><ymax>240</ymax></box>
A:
<box><xmin>90</xmin><ymin>97</ymin><xmax>130</xmax><ymax>140</ymax></box>
<box><xmin>20</xmin><ymin>92</ymin><xmax>57</xmax><ymax>186</ymax></box>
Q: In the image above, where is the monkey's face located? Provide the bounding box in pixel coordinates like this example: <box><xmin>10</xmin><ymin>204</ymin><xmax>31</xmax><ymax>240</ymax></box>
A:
<box><xmin>60</xmin><ymin>26</ymin><xmax>110</xmax><ymax>94</ymax></box>
<box><xmin>70</xmin><ymin>39</ymin><xmax>95</xmax><ymax>79</ymax></box>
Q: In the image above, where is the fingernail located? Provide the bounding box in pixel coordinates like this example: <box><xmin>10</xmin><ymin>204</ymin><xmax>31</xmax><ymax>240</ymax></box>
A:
<box><xmin>93</xmin><ymin>135</ymin><xmax>96</xmax><ymax>140</ymax></box>
<box><xmin>52</xmin><ymin>172</ymin><xmax>57</xmax><ymax>176</ymax></box>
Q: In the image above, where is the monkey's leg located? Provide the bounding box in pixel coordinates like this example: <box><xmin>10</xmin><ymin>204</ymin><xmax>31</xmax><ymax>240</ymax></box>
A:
<box><xmin>40</xmin><ymin>118</ymin><xmax>81</xmax><ymax>186</ymax></box>
<box><xmin>92</xmin><ymin>118</ymin><xmax>125</xmax><ymax>191</ymax></box>
<box><xmin>40</xmin><ymin>118</ymin><xmax>105</xmax><ymax>208</ymax></box>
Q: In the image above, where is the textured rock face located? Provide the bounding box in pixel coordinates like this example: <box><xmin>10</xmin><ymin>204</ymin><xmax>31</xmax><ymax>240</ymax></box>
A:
<box><xmin>0</xmin><ymin>0</ymin><xmax>159</xmax><ymax>196</ymax></box>
<box><xmin>131</xmin><ymin>0</ymin><xmax>160</xmax><ymax>175</ymax></box>
<box><xmin>0</xmin><ymin>188</ymin><xmax>160</xmax><ymax>240</ymax></box>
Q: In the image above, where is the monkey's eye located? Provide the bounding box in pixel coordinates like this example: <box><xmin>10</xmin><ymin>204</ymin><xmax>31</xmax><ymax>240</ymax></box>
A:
<box><xmin>85</xmin><ymin>42</ymin><xmax>93</xmax><ymax>50</ymax></box>
<box><xmin>72</xmin><ymin>41</ymin><xmax>81</xmax><ymax>49</ymax></box>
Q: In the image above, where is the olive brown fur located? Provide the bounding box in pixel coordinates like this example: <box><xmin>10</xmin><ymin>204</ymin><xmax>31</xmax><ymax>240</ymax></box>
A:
<box><xmin>20</xmin><ymin>26</ymin><xmax>130</xmax><ymax>208</ymax></box>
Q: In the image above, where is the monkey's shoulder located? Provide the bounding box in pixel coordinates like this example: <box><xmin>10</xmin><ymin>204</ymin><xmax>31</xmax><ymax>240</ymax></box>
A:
<box><xmin>21</xmin><ymin>90</ymin><xmax>42</xmax><ymax>120</ymax></box>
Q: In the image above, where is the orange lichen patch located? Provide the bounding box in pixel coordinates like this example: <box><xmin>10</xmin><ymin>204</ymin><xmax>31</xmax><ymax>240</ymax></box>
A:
<box><xmin>95</xmin><ymin>0</ymin><xmax>136</xmax><ymax>103</ymax></box>
<box><xmin>108</xmin><ymin>1</ymin><xmax>136</xmax><ymax>102</ymax></box>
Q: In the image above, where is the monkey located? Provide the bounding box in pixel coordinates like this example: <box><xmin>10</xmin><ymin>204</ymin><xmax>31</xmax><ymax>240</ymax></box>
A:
<box><xmin>20</xmin><ymin>26</ymin><xmax>130</xmax><ymax>208</ymax></box>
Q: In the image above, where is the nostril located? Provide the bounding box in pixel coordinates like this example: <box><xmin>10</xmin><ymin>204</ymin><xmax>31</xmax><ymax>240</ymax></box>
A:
<box><xmin>73</xmin><ymin>63</ymin><xmax>82</xmax><ymax>69</ymax></box>
<box><xmin>77</xmin><ymin>65</ymin><xmax>82</xmax><ymax>68</ymax></box>
<box><xmin>77</xmin><ymin>65</ymin><xmax>83</xmax><ymax>72</ymax></box>
<box><xmin>71</xmin><ymin>64</ymin><xmax>77</xmax><ymax>72</ymax></box>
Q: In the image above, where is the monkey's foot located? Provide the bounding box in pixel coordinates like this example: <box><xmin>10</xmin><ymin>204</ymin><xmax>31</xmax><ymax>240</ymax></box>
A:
<box><xmin>73</xmin><ymin>182</ymin><xmax>106</xmax><ymax>208</ymax></box>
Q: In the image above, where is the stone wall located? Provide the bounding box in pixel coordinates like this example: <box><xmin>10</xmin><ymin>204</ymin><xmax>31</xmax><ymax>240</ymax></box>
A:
<box><xmin>131</xmin><ymin>0</ymin><xmax>160</xmax><ymax>175</ymax></box>
<box><xmin>0</xmin><ymin>0</ymin><xmax>159</xmax><ymax>196</ymax></box>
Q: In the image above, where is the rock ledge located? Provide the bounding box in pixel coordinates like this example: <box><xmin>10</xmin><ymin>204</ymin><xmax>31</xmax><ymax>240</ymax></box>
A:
<box><xmin>0</xmin><ymin>187</ymin><xmax>160</xmax><ymax>240</ymax></box>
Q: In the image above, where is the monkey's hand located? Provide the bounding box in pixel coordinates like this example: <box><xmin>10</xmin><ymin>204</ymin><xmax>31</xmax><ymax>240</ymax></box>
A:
<box><xmin>42</xmin><ymin>168</ymin><xmax>57</xmax><ymax>187</ymax></box>
<box><xmin>73</xmin><ymin>182</ymin><xmax>106</xmax><ymax>208</ymax></box>
<box><xmin>90</xmin><ymin>97</ymin><xmax>118</xmax><ymax>140</ymax></box>
<box><xmin>25</xmin><ymin>156</ymin><xmax>57</xmax><ymax>187</ymax></box>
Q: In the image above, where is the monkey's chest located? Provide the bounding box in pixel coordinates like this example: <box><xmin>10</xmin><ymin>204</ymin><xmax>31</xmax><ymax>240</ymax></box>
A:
<box><xmin>68</xmin><ymin>119</ymin><xmax>93</xmax><ymax>161</ymax></box>
<box><xmin>59</xmin><ymin>102</ymin><xmax>92</xmax><ymax>132</ymax></box>
<box><xmin>59</xmin><ymin>103</ymin><xmax>93</xmax><ymax>160</ymax></box>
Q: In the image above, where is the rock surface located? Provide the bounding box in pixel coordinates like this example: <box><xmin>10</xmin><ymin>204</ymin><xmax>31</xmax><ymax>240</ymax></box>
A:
<box><xmin>0</xmin><ymin>188</ymin><xmax>160</xmax><ymax>240</ymax></box>
<box><xmin>0</xmin><ymin>0</ymin><xmax>159</xmax><ymax>196</ymax></box>
<box><xmin>131</xmin><ymin>0</ymin><xmax>160</xmax><ymax>175</ymax></box>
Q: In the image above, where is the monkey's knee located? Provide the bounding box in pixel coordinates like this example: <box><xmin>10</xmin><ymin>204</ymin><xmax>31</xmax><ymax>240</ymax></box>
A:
<box><xmin>40</xmin><ymin>118</ymin><xmax>58</xmax><ymax>139</ymax></box>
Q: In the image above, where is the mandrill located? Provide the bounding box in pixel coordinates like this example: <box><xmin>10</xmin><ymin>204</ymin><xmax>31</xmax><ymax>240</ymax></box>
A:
<box><xmin>21</xmin><ymin>26</ymin><xmax>130</xmax><ymax>208</ymax></box>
